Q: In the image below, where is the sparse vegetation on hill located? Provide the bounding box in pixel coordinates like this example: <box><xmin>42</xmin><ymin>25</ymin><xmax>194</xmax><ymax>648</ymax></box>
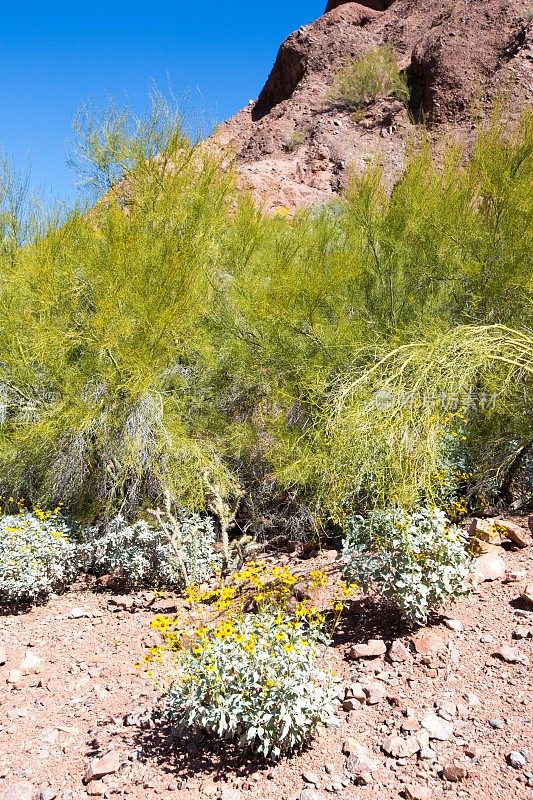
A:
<box><xmin>327</xmin><ymin>46</ymin><xmax>409</xmax><ymax>111</ymax></box>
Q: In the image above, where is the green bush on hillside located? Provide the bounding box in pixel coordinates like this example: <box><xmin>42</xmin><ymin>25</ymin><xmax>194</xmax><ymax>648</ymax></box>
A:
<box><xmin>327</xmin><ymin>46</ymin><xmax>409</xmax><ymax>111</ymax></box>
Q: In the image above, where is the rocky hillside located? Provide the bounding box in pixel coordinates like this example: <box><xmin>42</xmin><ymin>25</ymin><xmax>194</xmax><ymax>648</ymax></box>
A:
<box><xmin>214</xmin><ymin>0</ymin><xmax>532</xmax><ymax>212</ymax></box>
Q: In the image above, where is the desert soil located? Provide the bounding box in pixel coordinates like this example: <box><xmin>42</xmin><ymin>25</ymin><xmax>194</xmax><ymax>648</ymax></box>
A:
<box><xmin>1</xmin><ymin>522</ymin><xmax>532</xmax><ymax>800</ymax></box>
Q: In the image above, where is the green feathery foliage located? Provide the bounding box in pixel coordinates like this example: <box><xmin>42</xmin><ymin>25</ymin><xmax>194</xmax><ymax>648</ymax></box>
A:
<box><xmin>0</xmin><ymin>100</ymin><xmax>531</xmax><ymax>531</ymax></box>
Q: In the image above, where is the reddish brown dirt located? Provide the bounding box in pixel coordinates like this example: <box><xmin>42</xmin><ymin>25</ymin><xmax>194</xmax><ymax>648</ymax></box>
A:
<box><xmin>213</xmin><ymin>0</ymin><xmax>533</xmax><ymax>212</ymax></box>
<box><xmin>1</xmin><ymin>531</ymin><xmax>532</xmax><ymax>800</ymax></box>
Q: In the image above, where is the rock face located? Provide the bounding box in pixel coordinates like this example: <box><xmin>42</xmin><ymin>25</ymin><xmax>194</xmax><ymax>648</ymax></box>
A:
<box><xmin>214</xmin><ymin>0</ymin><xmax>532</xmax><ymax>212</ymax></box>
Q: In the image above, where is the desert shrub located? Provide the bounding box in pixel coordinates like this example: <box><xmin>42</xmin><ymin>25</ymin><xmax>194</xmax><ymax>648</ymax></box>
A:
<box><xmin>81</xmin><ymin>507</ymin><xmax>220</xmax><ymax>589</ymax></box>
<box><xmin>327</xmin><ymin>46</ymin><xmax>409</xmax><ymax>110</ymax></box>
<box><xmin>282</xmin><ymin>130</ymin><xmax>305</xmax><ymax>152</ymax></box>
<box><xmin>340</xmin><ymin>507</ymin><xmax>472</xmax><ymax>624</ymax></box>
<box><xmin>143</xmin><ymin>562</ymin><xmax>346</xmax><ymax>758</ymax></box>
<box><xmin>162</xmin><ymin>610</ymin><xmax>337</xmax><ymax>759</ymax></box>
<box><xmin>0</xmin><ymin>94</ymin><xmax>531</xmax><ymax>533</ymax></box>
<box><xmin>0</xmin><ymin>510</ymin><xmax>80</xmax><ymax>603</ymax></box>
<box><xmin>0</xmin><ymin>95</ymin><xmax>241</xmax><ymax>523</ymax></box>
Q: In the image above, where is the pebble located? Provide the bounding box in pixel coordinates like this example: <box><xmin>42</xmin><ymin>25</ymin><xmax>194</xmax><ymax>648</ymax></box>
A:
<box><xmin>489</xmin><ymin>719</ymin><xmax>504</xmax><ymax>729</ymax></box>
<box><xmin>302</xmin><ymin>772</ymin><xmax>319</xmax><ymax>786</ymax></box>
<box><xmin>421</xmin><ymin>711</ymin><xmax>453</xmax><ymax>741</ymax></box>
<box><xmin>508</xmin><ymin>751</ymin><xmax>527</xmax><ymax>769</ymax></box>
<box><xmin>442</xmin><ymin>764</ymin><xmax>468</xmax><ymax>782</ymax></box>
<box><xmin>0</xmin><ymin>645</ymin><xmax>6</xmax><ymax>666</ymax></box>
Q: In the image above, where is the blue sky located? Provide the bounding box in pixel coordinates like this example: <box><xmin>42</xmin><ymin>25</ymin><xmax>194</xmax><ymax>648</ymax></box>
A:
<box><xmin>1</xmin><ymin>1</ymin><xmax>325</xmax><ymax>201</ymax></box>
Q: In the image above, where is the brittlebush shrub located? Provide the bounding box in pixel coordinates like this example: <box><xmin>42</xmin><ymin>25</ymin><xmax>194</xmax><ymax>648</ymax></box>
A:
<box><xmin>341</xmin><ymin>507</ymin><xmax>472</xmax><ymax>624</ymax></box>
<box><xmin>144</xmin><ymin>563</ymin><xmax>348</xmax><ymax>759</ymax></box>
<box><xmin>0</xmin><ymin>510</ymin><xmax>80</xmax><ymax>603</ymax></box>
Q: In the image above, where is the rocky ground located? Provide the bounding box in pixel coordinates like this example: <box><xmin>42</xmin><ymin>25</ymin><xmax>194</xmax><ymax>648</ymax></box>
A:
<box><xmin>0</xmin><ymin>517</ymin><xmax>532</xmax><ymax>800</ymax></box>
<box><xmin>213</xmin><ymin>0</ymin><xmax>533</xmax><ymax>213</ymax></box>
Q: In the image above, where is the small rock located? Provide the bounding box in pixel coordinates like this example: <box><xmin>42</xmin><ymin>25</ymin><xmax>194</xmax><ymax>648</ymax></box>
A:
<box><xmin>444</xmin><ymin>618</ymin><xmax>463</xmax><ymax>632</ymax></box>
<box><xmin>521</xmin><ymin>584</ymin><xmax>533</xmax><ymax>607</ymax></box>
<box><xmin>513</xmin><ymin>626</ymin><xmax>532</xmax><ymax>639</ymax></box>
<box><xmin>411</xmin><ymin>632</ymin><xmax>446</xmax><ymax>656</ymax></box>
<box><xmin>347</xmin><ymin>639</ymin><xmax>387</xmax><ymax>659</ymax></box>
<box><xmin>19</xmin><ymin>650</ymin><xmax>43</xmax><ymax>675</ymax></box>
<box><xmin>506</xmin><ymin>569</ymin><xmax>526</xmax><ymax>582</ymax></box>
<box><xmin>401</xmin><ymin>719</ymin><xmax>420</xmax><ymax>733</ymax></box>
<box><xmin>6</xmin><ymin>669</ymin><xmax>22</xmax><ymax>685</ymax></box>
<box><xmin>346</xmin><ymin>746</ymin><xmax>379</xmax><ymax>777</ymax></box>
<box><xmin>388</xmin><ymin>640</ymin><xmax>410</xmax><ymax>662</ymax></box>
<box><xmin>38</xmin><ymin>790</ymin><xmax>57</xmax><ymax>800</ymax></box>
<box><xmin>300</xmin><ymin>790</ymin><xmax>320</xmax><ymax>800</ymax></box>
<box><xmin>382</xmin><ymin>734</ymin><xmax>421</xmax><ymax>759</ymax></box>
<box><xmin>404</xmin><ymin>785</ymin><xmax>432</xmax><ymax>800</ymax></box>
<box><xmin>108</xmin><ymin>595</ymin><xmax>134</xmax><ymax>611</ymax></box>
<box><xmin>494</xmin><ymin>519</ymin><xmax>531</xmax><ymax>548</ymax></box>
<box><xmin>0</xmin><ymin>645</ymin><xmax>6</xmax><ymax>666</ymax></box>
<box><xmin>342</xmin><ymin>738</ymin><xmax>359</xmax><ymax>756</ymax></box>
<box><xmin>493</xmin><ymin>645</ymin><xmax>529</xmax><ymax>665</ymax></box>
<box><xmin>0</xmin><ymin>784</ymin><xmax>35</xmax><ymax>800</ymax></box>
<box><xmin>344</xmin><ymin>683</ymin><xmax>366</xmax><ymax>703</ymax></box>
<box><xmin>362</xmin><ymin>680</ymin><xmax>385</xmax><ymax>705</ymax></box>
<box><xmin>442</xmin><ymin>764</ymin><xmax>468</xmax><ymax>783</ymax></box>
<box><xmin>508</xmin><ymin>751</ymin><xmax>526</xmax><ymax>769</ymax></box>
<box><xmin>421</xmin><ymin>711</ymin><xmax>453</xmax><ymax>741</ymax></box>
<box><xmin>469</xmin><ymin>518</ymin><xmax>498</xmax><ymax>542</ymax></box>
<box><xmin>68</xmin><ymin>607</ymin><xmax>92</xmax><ymax>619</ymax></box>
<box><xmin>302</xmin><ymin>772</ymin><xmax>319</xmax><ymax>786</ymax></box>
<box><xmin>219</xmin><ymin>790</ymin><xmax>241</xmax><ymax>800</ymax></box>
<box><xmin>489</xmin><ymin>719</ymin><xmax>504</xmax><ymax>729</ymax></box>
<box><xmin>474</xmin><ymin>552</ymin><xmax>506</xmax><ymax>581</ymax></box>
<box><xmin>84</xmin><ymin>750</ymin><xmax>121</xmax><ymax>783</ymax></box>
